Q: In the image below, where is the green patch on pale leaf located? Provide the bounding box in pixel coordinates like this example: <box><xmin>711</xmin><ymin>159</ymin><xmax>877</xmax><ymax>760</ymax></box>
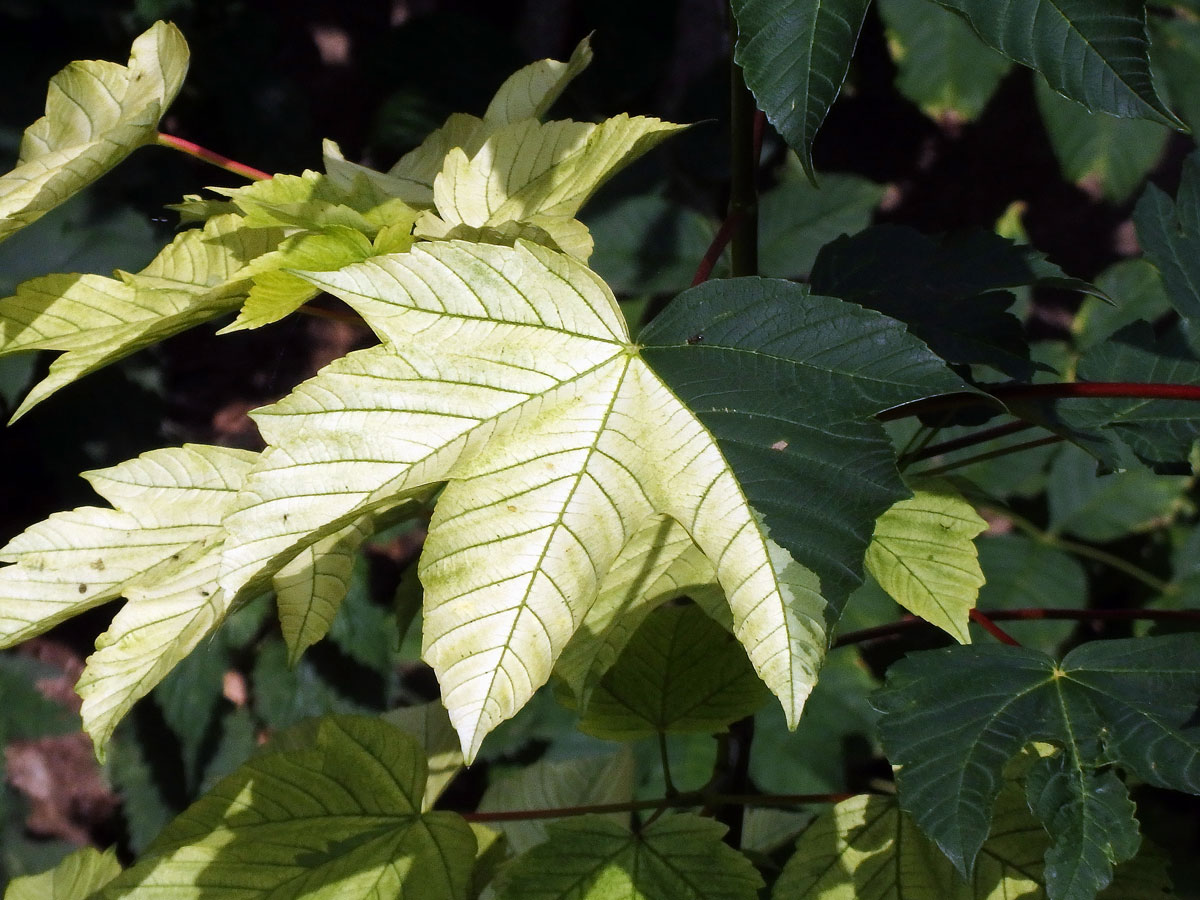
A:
<box><xmin>865</xmin><ymin>479</ymin><xmax>986</xmax><ymax>644</ymax></box>
<box><xmin>0</xmin><ymin>445</ymin><xmax>256</xmax><ymax>756</ymax></box>
<box><xmin>0</xmin><ymin>214</ymin><xmax>284</xmax><ymax>419</ymax></box>
<box><xmin>4</xmin><ymin>847</ymin><xmax>122</xmax><ymax>900</ymax></box>
<box><xmin>100</xmin><ymin>716</ymin><xmax>477</xmax><ymax>900</ymax></box>
<box><xmin>0</xmin><ymin>22</ymin><xmax>188</xmax><ymax>244</ymax></box>
<box><xmin>494</xmin><ymin>813</ymin><xmax>763</xmax><ymax>900</ymax></box>
<box><xmin>219</xmin><ymin>240</ymin><xmax>828</xmax><ymax>760</ymax></box>
<box><xmin>572</xmin><ymin>603</ymin><xmax>769</xmax><ymax>739</ymax></box>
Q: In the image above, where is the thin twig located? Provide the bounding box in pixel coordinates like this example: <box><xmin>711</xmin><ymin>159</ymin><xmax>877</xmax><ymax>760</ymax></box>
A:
<box><xmin>156</xmin><ymin>132</ymin><xmax>271</xmax><ymax>181</ymax></box>
<box><xmin>909</xmin><ymin>435</ymin><xmax>1063</xmax><ymax>477</ymax></box>
<box><xmin>900</xmin><ymin>420</ymin><xmax>1036</xmax><ymax>467</ymax></box>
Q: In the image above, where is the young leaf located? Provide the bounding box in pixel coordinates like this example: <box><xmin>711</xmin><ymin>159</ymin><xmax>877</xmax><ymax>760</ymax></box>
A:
<box><xmin>100</xmin><ymin>716</ymin><xmax>477</xmax><ymax>900</ymax></box>
<box><xmin>4</xmin><ymin>846</ymin><xmax>121</xmax><ymax>900</ymax></box>
<box><xmin>878</xmin><ymin>0</ymin><xmax>1012</xmax><ymax>122</ymax></box>
<box><xmin>572</xmin><ymin>603</ymin><xmax>769</xmax><ymax>739</ymax></box>
<box><xmin>927</xmin><ymin>0</ymin><xmax>1182</xmax><ymax>128</ymax></box>
<box><xmin>494</xmin><ymin>813</ymin><xmax>763</xmax><ymax>900</ymax></box>
<box><xmin>0</xmin><ymin>444</ymin><xmax>260</xmax><ymax>754</ymax></box>
<box><xmin>0</xmin><ymin>22</ymin><xmax>188</xmax><ymax>243</ymax></box>
<box><xmin>730</xmin><ymin>0</ymin><xmax>872</xmax><ymax>180</ymax></box>
<box><xmin>864</xmin><ymin>479</ymin><xmax>987</xmax><ymax>644</ymax></box>
<box><xmin>873</xmin><ymin>634</ymin><xmax>1200</xmax><ymax>895</ymax></box>
<box><xmin>477</xmin><ymin>749</ymin><xmax>634</xmax><ymax>852</ymax></box>
<box><xmin>0</xmin><ymin>214</ymin><xmax>284</xmax><ymax>419</ymax></box>
<box><xmin>640</xmin><ymin>277</ymin><xmax>975</xmax><ymax>607</ymax></box>
<box><xmin>417</xmin><ymin>114</ymin><xmax>685</xmax><ymax>258</ymax></box>
<box><xmin>218</xmin><ymin>241</ymin><xmax>831</xmax><ymax>760</ymax></box>
<box><xmin>483</xmin><ymin>35</ymin><xmax>593</xmax><ymax>126</ymax></box>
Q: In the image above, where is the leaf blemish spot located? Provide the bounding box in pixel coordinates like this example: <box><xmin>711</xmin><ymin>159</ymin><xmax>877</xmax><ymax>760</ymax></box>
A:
<box><xmin>91</xmin><ymin>558</ymin><xmax>105</xmax><ymax>571</ymax></box>
<box><xmin>77</xmin><ymin>583</ymin><xmax>87</xmax><ymax>594</ymax></box>
<box><xmin>771</xmin><ymin>440</ymin><xmax>788</xmax><ymax>451</ymax></box>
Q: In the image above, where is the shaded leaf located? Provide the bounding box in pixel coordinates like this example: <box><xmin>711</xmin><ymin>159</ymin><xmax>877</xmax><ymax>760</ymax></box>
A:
<box><xmin>0</xmin><ymin>22</ymin><xmax>188</xmax><ymax>243</ymax></box>
<box><xmin>382</xmin><ymin>701</ymin><xmax>464</xmax><ymax>810</ymax></box>
<box><xmin>810</xmin><ymin>226</ymin><xmax>1086</xmax><ymax>378</ymax></box>
<box><xmin>730</xmin><ymin>0</ymin><xmax>872</xmax><ymax>179</ymax></box>
<box><xmin>1035</xmin><ymin>79</ymin><xmax>1168</xmax><ymax>204</ymax></box>
<box><xmin>874</xmin><ymin>634</ymin><xmax>1200</xmax><ymax>894</ymax></box>
<box><xmin>478</xmin><ymin>749</ymin><xmax>634</xmax><ymax>852</ymax></box>
<box><xmin>865</xmin><ymin>479</ymin><xmax>987</xmax><ymax>644</ymax></box>
<box><xmin>573</xmin><ymin>603</ymin><xmax>769</xmax><ymax>739</ymax></box>
<box><xmin>928</xmin><ymin>0</ymin><xmax>1181</xmax><ymax>127</ymax></box>
<box><xmin>1133</xmin><ymin>150</ymin><xmax>1200</xmax><ymax>333</ymax></box>
<box><xmin>494</xmin><ymin>813</ymin><xmax>763</xmax><ymax>900</ymax></box>
<box><xmin>879</xmin><ymin>0</ymin><xmax>1012</xmax><ymax>122</ymax></box>
<box><xmin>1072</xmin><ymin>260</ymin><xmax>1171</xmax><ymax>352</ymax></box>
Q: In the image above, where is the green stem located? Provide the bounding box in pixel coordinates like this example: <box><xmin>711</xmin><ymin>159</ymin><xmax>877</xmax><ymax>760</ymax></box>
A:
<box><xmin>155</xmin><ymin>132</ymin><xmax>272</xmax><ymax>181</ymax></box>
<box><xmin>990</xmin><ymin>507</ymin><xmax>1176</xmax><ymax>595</ymax></box>
<box><xmin>727</xmin><ymin>24</ymin><xmax>760</xmax><ymax>279</ymax></box>
<box><xmin>659</xmin><ymin>732</ymin><xmax>678</xmax><ymax>797</ymax></box>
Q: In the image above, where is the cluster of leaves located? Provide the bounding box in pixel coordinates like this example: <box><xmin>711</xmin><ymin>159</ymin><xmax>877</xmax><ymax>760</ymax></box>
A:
<box><xmin>2</xmin><ymin>4</ymin><xmax>1200</xmax><ymax>899</ymax></box>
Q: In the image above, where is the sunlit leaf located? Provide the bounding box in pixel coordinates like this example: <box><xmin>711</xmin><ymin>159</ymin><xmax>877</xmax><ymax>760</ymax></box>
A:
<box><xmin>865</xmin><ymin>479</ymin><xmax>986</xmax><ymax>644</ymax></box>
<box><xmin>219</xmin><ymin>241</ymin><xmax>838</xmax><ymax>760</ymax></box>
<box><xmin>4</xmin><ymin>847</ymin><xmax>121</xmax><ymax>900</ymax></box>
<box><xmin>101</xmin><ymin>716</ymin><xmax>477</xmax><ymax>900</ymax></box>
<box><xmin>0</xmin><ymin>22</ymin><xmax>188</xmax><ymax>243</ymax></box>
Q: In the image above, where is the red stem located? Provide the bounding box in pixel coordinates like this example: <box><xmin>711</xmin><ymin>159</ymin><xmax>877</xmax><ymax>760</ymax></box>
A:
<box><xmin>901</xmin><ymin>420</ymin><xmax>1034</xmax><ymax>466</ymax></box>
<box><xmin>834</xmin><ymin>607</ymin><xmax>1200</xmax><ymax>649</ymax></box>
<box><xmin>155</xmin><ymin>132</ymin><xmax>272</xmax><ymax>181</ymax></box>
<box><xmin>970</xmin><ymin>608</ymin><xmax>1021</xmax><ymax>646</ymax></box>
<box><xmin>994</xmin><ymin>382</ymin><xmax>1200</xmax><ymax>402</ymax></box>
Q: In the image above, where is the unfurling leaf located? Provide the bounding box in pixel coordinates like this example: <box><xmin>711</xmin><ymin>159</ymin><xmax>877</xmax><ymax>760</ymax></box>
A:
<box><xmin>0</xmin><ymin>22</ymin><xmax>189</xmax><ymax>243</ymax></box>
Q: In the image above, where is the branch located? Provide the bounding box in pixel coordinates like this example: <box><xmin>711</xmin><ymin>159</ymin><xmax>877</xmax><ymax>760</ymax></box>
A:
<box><xmin>993</xmin><ymin>382</ymin><xmax>1200</xmax><ymax>403</ymax></box>
<box><xmin>909</xmin><ymin>435</ymin><xmax>1063</xmax><ymax>477</ymax></box>
<box><xmin>899</xmin><ymin>420</ymin><xmax>1035</xmax><ymax>467</ymax></box>
<box><xmin>155</xmin><ymin>132</ymin><xmax>272</xmax><ymax>181</ymax></box>
<box><xmin>460</xmin><ymin>789</ymin><xmax>860</xmax><ymax>823</ymax></box>
<box><xmin>969</xmin><ymin>608</ymin><xmax>1021</xmax><ymax>646</ymax></box>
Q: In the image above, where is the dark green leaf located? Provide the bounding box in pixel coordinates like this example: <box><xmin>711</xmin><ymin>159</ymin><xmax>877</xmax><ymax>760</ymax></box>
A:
<box><xmin>878</xmin><ymin>0</ymin><xmax>1012</xmax><ymax>122</ymax></box>
<box><xmin>810</xmin><ymin>226</ymin><xmax>1088</xmax><ymax>378</ymax></box>
<box><xmin>873</xmin><ymin>634</ymin><xmax>1200</xmax><ymax>892</ymax></box>
<box><xmin>574</xmin><ymin>604</ymin><xmax>769</xmax><ymax>739</ymax></box>
<box><xmin>1016</xmin><ymin>324</ymin><xmax>1200</xmax><ymax>472</ymax></box>
<box><xmin>730</xmin><ymin>0</ymin><xmax>872</xmax><ymax>179</ymax></box>
<box><xmin>1073</xmin><ymin>260</ymin><xmax>1171</xmax><ymax>352</ymax></box>
<box><xmin>1047</xmin><ymin>444</ymin><xmax>1190</xmax><ymax>542</ymax></box>
<box><xmin>928</xmin><ymin>0</ymin><xmax>1182</xmax><ymax>127</ymax></box>
<box><xmin>641</xmin><ymin>278</ymin><xmax>972</xmax><ymax>606</ymax></box>
<box><xmin>1133</xmin><ymin>151</ymin><xmax>1200</xmax><ymax>334</ymax></box>
<box><xmin>758</xmin><ymin>169</ymin><xmax>884</xmax><ymax>278</ymax></box>
<box><xmin>1152</xmin><ymin>18</ymin><xmax>1200</xmax><ymax>137</ymax></box>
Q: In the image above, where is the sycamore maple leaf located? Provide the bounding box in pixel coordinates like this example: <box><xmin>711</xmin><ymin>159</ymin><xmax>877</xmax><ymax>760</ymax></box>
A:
<box><xmin>218</xmin><ymin>239</ymin><xmax>828</xmax><ymax>758</ymax></box>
